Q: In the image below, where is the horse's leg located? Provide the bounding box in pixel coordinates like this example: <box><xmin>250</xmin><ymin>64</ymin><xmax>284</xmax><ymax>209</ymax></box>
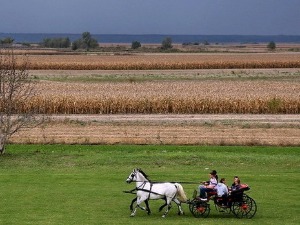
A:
<box><xmin>130</xmin><ymin>197</ymin><xmax>137</xmax><ymax>211</ymax></box>
<box><xmin>145</xmin><ymin>200</ymin><xmax>151</xmax><ymax>215</ymax></box>
<box><xmin>162</xmin><ymin>198</ymin><xmax>172</xmax><ymax>218</ymax></box>
<box><xmin>132</xmin><ymin>198</ymin><xmax>150</xmax><ymax>214</ymax></box>
<box><xmin>159</xmin><ymin>202</ymin><xmax>167</xmax><ymax>212</ymax></box>
<box><xmin>131</xmin><ymin>205</ymin><xmax>137</xmax><ymax>217</ymax></box>
<box><xmin>130</xmin><ymin>196</ymin><xmax>147</xmax><ymax>217</ymax></box>
<box><xmin>173</xmin><ymin>198</ymin><xmax>184</xmax><ymax>215</ymax></box>
<box><xmin>130</xmin><ymin>197</ymin><xmax>139</xmax><ymax>217</ymax></box>
<box><xmin>160</xmin><ymin>199</ymin><xmax>180</xmax><ymax>213</ymax></box>
<box><xmin>159</xmin><ymin>197</ymin><xmax>167</xmax><ymax>212</ymax></box>
<box><xmin>137</xmin><ymin>205</ymin><xmax>147</xmax><ymax>211</ymax></box>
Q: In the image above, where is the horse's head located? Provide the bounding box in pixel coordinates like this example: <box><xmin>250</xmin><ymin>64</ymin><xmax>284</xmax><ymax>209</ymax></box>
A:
<box><xmin>126</xmin><ymin>168</ymin><xmax>150</xmax><ymax>184</ymax></box>
<box><xmin>126</xmin><ymin>168</ymin><xmax>138</xmax><ymax>183</ymax></box>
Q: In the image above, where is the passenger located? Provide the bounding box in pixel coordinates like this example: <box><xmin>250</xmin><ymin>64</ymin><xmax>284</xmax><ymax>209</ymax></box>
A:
<box><xmin>216</xmin><ymin>178</ymin><xmax>228</xmax><ymax>197</ymax></box>
<box><xmin>216</xmin><ymin>178</ymin><xmax>228</xmax><ymax>207</ymax></box>
<box><xmin>199</xmin><ymin>170</ymin><xmax>218</xmax><ymax>199</ymax></box>
<box><xmin>230</xmin><ymin>176</ymin><xmax>241</xmax><ymax>192</ymax></box>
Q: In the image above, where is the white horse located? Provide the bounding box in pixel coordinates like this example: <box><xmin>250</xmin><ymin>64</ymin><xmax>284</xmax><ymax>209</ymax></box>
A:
<box><xmin>126</xmin><ymin>168</ymin><xmax>187</xmax><ymax>217</ymax></box>
<box><xmin>0</xmin><ymin>134</ymin><xmax>6</xmax><ymax>154</ymax></box>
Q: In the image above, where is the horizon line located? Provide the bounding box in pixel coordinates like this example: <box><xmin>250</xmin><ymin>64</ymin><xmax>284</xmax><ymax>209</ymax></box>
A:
<box><xmin>1</xmin><ymin>32</ymin><xmax>300</xmax><ymax>36</ymax></box>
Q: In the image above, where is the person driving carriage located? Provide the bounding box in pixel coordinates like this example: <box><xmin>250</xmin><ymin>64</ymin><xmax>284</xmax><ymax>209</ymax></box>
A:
<box><xmin>199</xmin><ymin>170</ymin><xmax>218</xmax><ymax>200</ymax></box>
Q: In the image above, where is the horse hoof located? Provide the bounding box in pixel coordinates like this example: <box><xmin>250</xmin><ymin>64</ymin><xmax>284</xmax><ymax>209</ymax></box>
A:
<box><xmin>162</xmin><ymin>215</ymin><xmax>166</xmax><ymax>218</ymax></box>
<box><xmin>130</xmin><ymin>213</ymin><xmax>135</xmax><ymax>217</ymax></box>
<box><xmin>178</xmin><ymin>211</ymin><xmax>184</xmax><ymax>215</ymax></box>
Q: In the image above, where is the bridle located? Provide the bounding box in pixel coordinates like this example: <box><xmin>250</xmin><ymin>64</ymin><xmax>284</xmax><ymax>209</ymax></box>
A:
<box><xmin>126</xmin><ymin>169</ymin><xmax>151</xmax><ymax>185</ymax></box>
<box><xmin>126</xmin><ymin>170</ymin><xmax>138</xmax><ymax>183</ymax></box>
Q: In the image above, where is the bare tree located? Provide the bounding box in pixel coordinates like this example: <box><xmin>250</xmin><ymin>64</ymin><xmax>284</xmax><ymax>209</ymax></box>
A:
<box><xmin>0</xmin><ymin>48</ymin><xmax>40</xmax><ymax>154</ymax></box>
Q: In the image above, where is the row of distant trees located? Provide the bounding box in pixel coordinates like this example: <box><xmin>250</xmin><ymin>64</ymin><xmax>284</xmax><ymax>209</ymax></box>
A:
<box><xmin>0</xmin><ymin>32</ymin><xmax>174</xmax><ymax>50</ymax></box>
<box><xmin>40</xmin><ymin>32</ymin><xmax>173</xmax><ymax>50</ymax></box>
<box><xmin>132</xmin><ymin>37</ymin><xmax>173</xmax><ymax>49</ymax></box>
<box><xmin>41</xmin><ymin>32</ymin><xmax>98</xmax><ymax>51</ymax></box>
<box><xmin>42</xmin><ymin>37</ymin><xmax>71</xmax><ymax>48</ymax></box>
<box><xmin>41</xmin><ymin>32</ymin><xmax>174</xmax><ymax>50</ymax></box>
<box><xmin>1</xmin><ymin>33</ymin><xmax>277</xmax><ymax>51</ymax></box>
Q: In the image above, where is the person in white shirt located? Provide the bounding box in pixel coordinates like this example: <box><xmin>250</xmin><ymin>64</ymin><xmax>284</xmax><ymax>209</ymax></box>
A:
<box><xmin>216</xmin><ymin>178</ymin><xmax>229</xmax><ymax>207</ymax></box>
<box><xmin>199</xmin><ymin>170</ymin><xmax>218</xmax><ymax>199</ymax></box>
<box><xmin>216</xmin><ymin>178</ymin><xmax>229</xmax><ymax>197</ymax></box>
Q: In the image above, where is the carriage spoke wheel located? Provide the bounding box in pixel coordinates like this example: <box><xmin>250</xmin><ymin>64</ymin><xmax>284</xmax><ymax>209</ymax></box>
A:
<box><xmin>232</xmin><ymin>194</ymin><xmax>257</xmax><ymax>218</ymax></box>
<box><xmin>189</xmin><ymin>201</ymin><xmax>210</xmax><ymax>218</ymax></box>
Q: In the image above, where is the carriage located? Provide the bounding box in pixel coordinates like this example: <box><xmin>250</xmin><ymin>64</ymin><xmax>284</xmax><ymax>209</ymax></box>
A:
<box><xmin>125</xmin><ymin>168</ymin><xmax>257</xmax><ymax>218</ymax></box>
<box><xmin>188</xmin><ymin>184</ymin><xmax>257</xmax><ymax>219</ymax></box>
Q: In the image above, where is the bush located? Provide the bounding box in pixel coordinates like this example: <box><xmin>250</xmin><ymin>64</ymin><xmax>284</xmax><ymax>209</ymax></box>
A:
<box><xmin>42</xmin><ymin>37</ymin><xmax>70</xmax><ymax>48</ymax></box>
<box><xmin>161</xmin><ymin>37</ymin><xmax>173</xmax><ymax>50</ymax></box>
<box><xmin>131</xmin><ymin>41</ymin><xmax>141</xmax><ymax>49</ymax></box>
<box><xmin>0</xmin><ymin>37</ymin><xmax>14</xmax><ymax>45</ymax></box>
<box><xmin>72</xmin><ymin>32</ymin><xmax>98</xmax><ymax>51</ymax></box>
<box><xmin>267</xmin><ymin>41</ymin><xmax>276</xmax><ymax>51</ymax></box>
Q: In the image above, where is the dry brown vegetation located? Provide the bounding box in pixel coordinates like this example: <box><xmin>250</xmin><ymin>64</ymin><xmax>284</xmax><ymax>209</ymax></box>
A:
<box><xmin>11</xmin><ymin>52</ymin><xmax>300</xmax><ymax>70</ymax></box>
<box><xmin>11</xmin><ymin>114</ymin><xmax>300</xmax><ymax>146</ymax></box>
<box><xmin>1</xmin><ymin>50</ymin><xmax>299</xmax><ymax>114</ymax></box>
<box><xmin>1</xmin><ymin>47</ymin><xmax>299</xmax><ymax>145</ymax></box>
<box><xmin>6</xmin><ymin>75</ymin><xmax>299</xmax><ymax>114</ymax></box>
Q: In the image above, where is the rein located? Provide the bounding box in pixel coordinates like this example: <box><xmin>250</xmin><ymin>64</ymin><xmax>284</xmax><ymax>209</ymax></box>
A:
<box><xmin>123</xmin><ymin>186</ymin><xmax>166</xmax><ymax>196</ymax></box>
<box><xmin>129</xmin><ymin>180</ymin><xmax>198</xmax><ymax>184</ymax></box>
<box><xmin>123</xmin><ymin>180</ymin><xmax>197</xmax><ymax>196</ymax></box>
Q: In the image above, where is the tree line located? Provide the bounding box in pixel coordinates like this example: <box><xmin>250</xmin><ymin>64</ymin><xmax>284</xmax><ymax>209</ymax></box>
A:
<box><xmin>1</xmin><ymin>33</ymin><xmax>278</xmax><ymax>51</ymax></box>
<box><xmin>0</xmin><ymin>32</ymin><xmax>174</xmax><ymax>51</ymax></box>
<box><xmin>41</xmin><ymin>32</ymin><xmax>98</xmax><ymax>50</ymax></box>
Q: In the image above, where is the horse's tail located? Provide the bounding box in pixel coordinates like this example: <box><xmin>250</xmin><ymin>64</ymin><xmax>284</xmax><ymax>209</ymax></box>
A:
<box><xmin>175</xmin><ymin>183</ymin><xmax>188</xmax><ymax>203</ymax></box>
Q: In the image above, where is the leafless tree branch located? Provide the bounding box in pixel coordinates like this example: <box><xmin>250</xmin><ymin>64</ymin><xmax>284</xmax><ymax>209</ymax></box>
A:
<box><xmin>0</xmin><ymin>48</ymin><xmax>43</xmax><ymax>154</ymax></box>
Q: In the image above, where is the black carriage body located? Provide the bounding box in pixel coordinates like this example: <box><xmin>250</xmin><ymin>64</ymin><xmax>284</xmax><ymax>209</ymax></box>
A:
<box><xmin>188</xmin><ymin>184</ymin><xmax>257</xmax><ymax>219</ymax></box>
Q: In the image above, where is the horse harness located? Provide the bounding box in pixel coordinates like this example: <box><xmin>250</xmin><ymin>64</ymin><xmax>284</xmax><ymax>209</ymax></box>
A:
<box><xmin>125</xmin><ymin>181</ymin><xmax>178</xmax><ymax>199</ymax></box>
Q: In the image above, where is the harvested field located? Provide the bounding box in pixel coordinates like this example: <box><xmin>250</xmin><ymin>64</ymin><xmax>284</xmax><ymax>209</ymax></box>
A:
<box><xmin>11</xmin><ymin>114</ymin><xmax>300</xmax><ymax>146</ymax></box>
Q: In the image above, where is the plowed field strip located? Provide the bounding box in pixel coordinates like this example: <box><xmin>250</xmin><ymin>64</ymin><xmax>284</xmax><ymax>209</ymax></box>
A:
<box><xmin>11</xmin><ymin>114</ymin><xmax>300</xmax><ymax>146</ymax></box>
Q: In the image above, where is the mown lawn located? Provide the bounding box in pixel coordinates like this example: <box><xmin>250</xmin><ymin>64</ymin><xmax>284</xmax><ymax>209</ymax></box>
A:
<box><xmin>0</xmin><ymin>145</ymin><xmax>299</xmax><ymax>225</ymax></box>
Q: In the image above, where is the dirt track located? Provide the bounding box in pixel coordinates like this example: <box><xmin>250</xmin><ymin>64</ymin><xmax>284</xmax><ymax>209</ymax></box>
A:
<box><xmin>12</xmin><ymin>114</ymin><xmax>300</xmax><ymax>146</ymax></box>
<box><xmin>39</xmin><ymin>114</ymin><xmax>300</xmax><ymax>126</ymax></box>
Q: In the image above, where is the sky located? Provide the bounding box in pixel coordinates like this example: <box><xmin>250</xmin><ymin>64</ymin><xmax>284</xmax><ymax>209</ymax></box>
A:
<box><xmin>0</xmin><ymin>0</ymin><xmax>299</xmax><ymax>35</ymax></box>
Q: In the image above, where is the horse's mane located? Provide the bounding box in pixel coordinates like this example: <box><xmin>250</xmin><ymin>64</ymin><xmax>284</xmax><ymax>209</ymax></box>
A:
<box><xmin>137</xmin><ymin>168</ymin><xmax>151</xmax><ymax>182</ymax></box>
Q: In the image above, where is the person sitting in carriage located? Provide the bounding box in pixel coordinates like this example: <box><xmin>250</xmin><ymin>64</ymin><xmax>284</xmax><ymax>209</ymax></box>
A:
<box><xmin>230</xmin><ymin>176</ymin><xmax>241</xmax><ymax>192</ymax></box>
<box><xmin>199</xmin><ymin>170</ymin><xmax>218</xmax><ymax>200</ymax></box>
<box><xmin>216</xmin><ymin>178</ymin><xmax>229</xmax><ymax>206</ymax></box>
<box><xmin>229</xmin><ymin>175</ymin><xmax>248</xmax><ymax>202</ymax></box>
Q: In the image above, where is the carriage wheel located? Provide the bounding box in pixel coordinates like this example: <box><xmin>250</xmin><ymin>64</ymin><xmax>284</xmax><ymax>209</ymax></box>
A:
<box><xmin>189</xmin><ymin>201</ymin><xmax>210</xmax><ymax>218</ymax></box>
<box><xmin>232</xmin><ymin>194</ymin><xmax>257</xmax><ymax>218</ymax></box>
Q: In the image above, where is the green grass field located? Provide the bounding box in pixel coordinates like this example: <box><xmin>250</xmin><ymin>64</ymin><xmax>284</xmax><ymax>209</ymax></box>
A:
<box><xmin>0</xmin><ymin>145</ymin><xmax>299</xmax><ymax>225</ymax></box>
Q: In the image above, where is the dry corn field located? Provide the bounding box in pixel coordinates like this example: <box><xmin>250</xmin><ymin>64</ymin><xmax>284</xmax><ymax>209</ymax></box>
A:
<box><xmin>9</xmin><ymin>74</ymin><xmax>300</xmax><ymax>114</ymax></box>
<box><xmin>13</xmin><ymin>52</ymin><xmax>300</xmax><ymax>70</ymax></box>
